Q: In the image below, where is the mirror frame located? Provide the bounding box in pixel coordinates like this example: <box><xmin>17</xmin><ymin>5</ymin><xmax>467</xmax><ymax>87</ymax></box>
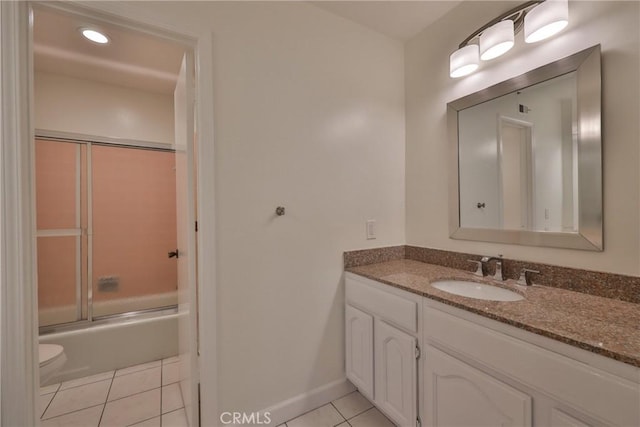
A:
<box><xmin>447</xmin><ymin>45</ymin><xmax>602</xmax><ymax>251</ymax></box>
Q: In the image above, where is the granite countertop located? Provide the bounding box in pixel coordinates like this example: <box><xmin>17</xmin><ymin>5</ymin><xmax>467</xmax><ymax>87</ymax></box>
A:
<box><xmin>346</xmin><ymin>259</ymin><xmax>640</xmax><ymax>368</ymax></box>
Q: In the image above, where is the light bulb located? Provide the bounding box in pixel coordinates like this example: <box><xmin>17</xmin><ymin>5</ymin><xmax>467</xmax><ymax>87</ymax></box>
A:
<box><xmin>81</xmin><ymin>29</ymin><xmax>109</xmax><ymax>44</ymax></box>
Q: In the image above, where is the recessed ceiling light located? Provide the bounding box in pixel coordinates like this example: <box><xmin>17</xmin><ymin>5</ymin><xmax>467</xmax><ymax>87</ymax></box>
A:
<box><xmin>80</xmin><ymin>28</ymin><xmax>109</xmax><ymax>44</ymax></box>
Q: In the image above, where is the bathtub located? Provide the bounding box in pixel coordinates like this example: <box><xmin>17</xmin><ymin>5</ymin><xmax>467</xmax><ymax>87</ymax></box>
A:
<box><xmin>39</xmin><ymin>310</ymin><xmax>179</xmax><ymax>385</ymax></box>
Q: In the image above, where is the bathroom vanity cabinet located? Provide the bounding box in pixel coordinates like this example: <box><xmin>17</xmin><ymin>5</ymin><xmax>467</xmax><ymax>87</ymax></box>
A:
<box><xmin>345</xmin><ymin>274</ymin><xmax>422</xmax><ymax>427</ymax></box>
<box><xmin>424</xmin><ymin>300</ymin><xmax>640</xmax><ymax>427</ymax></box>
<box><xmin>345</xmin><ymin>272</ymin><xmax>640</xmax><ymax>427</ymax></box>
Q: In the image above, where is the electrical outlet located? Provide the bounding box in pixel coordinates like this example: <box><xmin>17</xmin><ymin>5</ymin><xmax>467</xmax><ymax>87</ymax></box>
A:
<box><xmin>366</xmin><ymin>220</ymin><xmax>376</xmax><ymax>240</ymax></box>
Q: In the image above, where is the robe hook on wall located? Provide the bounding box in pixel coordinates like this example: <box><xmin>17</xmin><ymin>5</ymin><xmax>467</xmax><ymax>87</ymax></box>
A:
<box><xmin>275</xmin><ymin>206</ymin><xmax>286</xmax><ymax>216</ymax></box>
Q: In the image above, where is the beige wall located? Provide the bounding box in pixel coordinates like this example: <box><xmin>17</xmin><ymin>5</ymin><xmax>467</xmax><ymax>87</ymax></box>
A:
<box><xmin>34</xmin><ymin>71</ymin><xmax>174</xmax><ymax>144</ymax></box>
<box><xmin>88</xmin><ymin>0</ymin><xmax>406</xmax><ymax>416</ymax></box>
<box><xmin>405</xmin><ymin>1</ymin><xmax>640</xmax><ymax>275</ymax></box>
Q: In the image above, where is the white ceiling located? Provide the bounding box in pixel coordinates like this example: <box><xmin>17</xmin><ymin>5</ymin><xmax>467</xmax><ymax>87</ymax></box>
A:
<box><xmin>311</xmin><ymin>1</ymin><xmax>462</xmax><ymax>41</ymax></box>
<box><xmin>33</xmin><ymin>2</ymin><xmax>459</xmax><ymax>94</ymax></box>
<box><xmin>33</xmin><ymin>8</ymin><xmax>186</xmax><ymax>94</ymax></box>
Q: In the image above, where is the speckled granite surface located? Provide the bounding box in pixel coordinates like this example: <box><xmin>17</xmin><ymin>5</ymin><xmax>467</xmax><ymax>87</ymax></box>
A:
<box><xmin>346</xmin><ymin>259</ymin><xmax>640</xmax><ymax>367</ymax></box>
<box><xmin>343</xmin><ymin>246</ymin><xmax>405</xmax><ymax>268</ymax></box>
<box><xmin>345</xmin><ymin>246</ymin><xmax>640</xmax><ymax>304</ymax></box>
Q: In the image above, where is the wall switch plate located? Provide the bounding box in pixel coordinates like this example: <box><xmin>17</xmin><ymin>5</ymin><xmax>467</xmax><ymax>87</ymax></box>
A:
<box><xmin>366</xmin><ymin>219</ymin><xmax>376</xmax><ymax>240</ymax></box>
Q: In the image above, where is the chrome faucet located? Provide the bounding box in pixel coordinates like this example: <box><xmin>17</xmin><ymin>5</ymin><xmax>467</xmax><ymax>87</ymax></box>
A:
<box><xmin>467</xmin><ymin>259</ymin><xmax>484</xmax><ymax>277</ymax></box>
<box><xmin>480</xmin><ymin>255</ymin><xmax>504</xmax><ymax>281</ymax></box>
<box><xmin>517</xmin><ymin>268</ymin><xmax>540</xmax><ymax>286</ymax></box>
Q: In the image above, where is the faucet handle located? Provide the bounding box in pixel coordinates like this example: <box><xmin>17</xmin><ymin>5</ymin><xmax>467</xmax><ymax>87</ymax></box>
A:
<box><xmin>517</xmin><ymin>268</ymin><xmax>540</xmax><ymax>286</ymax></box>
<box><xmin>493</xmin><ymin>260</ymin><xmax>504</xmax><ymax>281</ymax></box>
<box><xmin>467</xmin><ymin>260</ymin><xmax>483</xmax><ymax>277</ymax></box>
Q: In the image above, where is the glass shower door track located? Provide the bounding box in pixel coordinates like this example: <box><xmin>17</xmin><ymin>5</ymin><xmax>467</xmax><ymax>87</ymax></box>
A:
<box><xmin>39</xmin><ymin>304</ymin><xmax>179</xmax><ymax>335</ymax></box>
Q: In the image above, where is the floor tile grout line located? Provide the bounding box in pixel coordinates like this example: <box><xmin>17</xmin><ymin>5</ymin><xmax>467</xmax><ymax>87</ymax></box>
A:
<box><xmin>330</xmin><ymin>401</ymin><xmax>347</xmax><ymax>423</ymax></box>
<box><xmin>40</xmin><ymin>392</ymin><xmax>57</xmax><ymax>420</ymax></box>
<box><xmin>106</xmin><ymin>367</ymin><xmax>164</xmax><ymax>402</ymax></box>
<box><xmin>345</xmin><ymin>405</ymin><xmax>375</xmax><ymax>421</ymax></box>
<box><xmin>101</xmin><ymin>386</ymin><xmax>164</xmax><ymax>425</ymax></box>
<box><xmin>115</xmin><ymin>363</ymin><xmax>163</xmax><ymax>378</ymax></box>
<box><xmin>161</xmin><ymin>406</ymin><xmax>187</xmax><ymax>425</ymax></box>
<box><xmin>352</xmin><ymin>407</ymin><xmax>395</xmax><ymax>426</ymax></box>
<box><xmin>57</xmin><ymin>358</ymin><xmax>165</xmax><ymax>391</ymax></box>
<box><xmin>58</xmin><ymin>373</ymin><xmax>115</xmax><ymax>392</ymax></box>
<box><xmin>42</xmin><ymin>359</ymin><xmax>174</xmax><ymax>424</ymax></box>
<box><xmin>105</xmin><ymin>384</ymin><xmax>166</xmax><ymax>404</ymax></box>
<box><xmin>285</xmin><ymin>402</ymin><xmax>333</xmax><ymax>423</ymax></box>
<box><xmin>40</xmin><ymin>382</ymin><xmax>62</xmax><ymax>419</ymax></box>
<box><xmin>41</xmin><ymin>378</ymin><xmax>111</xmax><ymax>421</ymax></box>
<box><xmin>97</xmin><ymin>370</ymin><xmax>116</xmax><ymax>427</ymax></box>
<box><xmin>163</xmin><ymin>407</ymin><xmax>185</xmax><ymax>416</ymax></box>
<box><xmin>126</xmin><ymin>414</ymin><xmax>159</xmax><ymax>427</ymax></box>
<box><xmin>40</xmin><ymin>403</ymin><xmax>105</xmax><ymax>422</ymax></box>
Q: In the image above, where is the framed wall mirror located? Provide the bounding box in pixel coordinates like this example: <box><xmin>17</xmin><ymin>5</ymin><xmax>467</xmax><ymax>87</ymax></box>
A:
<box><xmin>447</xmin><ymin>45</ymin><xmax>602</xmax><ymax>251</ymax></box>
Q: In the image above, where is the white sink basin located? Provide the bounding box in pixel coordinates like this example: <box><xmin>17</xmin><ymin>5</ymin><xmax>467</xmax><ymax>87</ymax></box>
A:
<box><xmin>431</xmin><ymin>280</ymin><xmax>524</xmax><ymax>302</ymax></box>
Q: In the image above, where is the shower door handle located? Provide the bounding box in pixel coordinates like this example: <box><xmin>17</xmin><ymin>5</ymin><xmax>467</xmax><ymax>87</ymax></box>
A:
<box><xmin>168</xmin><ymin>249</ymin><xmax>179</xmax><ymax>259</ymax></box>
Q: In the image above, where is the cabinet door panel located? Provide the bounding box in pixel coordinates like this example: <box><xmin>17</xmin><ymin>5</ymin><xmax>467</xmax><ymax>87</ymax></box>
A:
<box><xmin>550</xmin><ymin>408</ymin><xmax>593</xmax><ymax>427</ymax></box>
<box><xmin>425</xmin><ymin>345</ymin><xmax>532</xmax><ymax>427</ymax></box>
<box><xmin>346</xmin><ymin>276</ymin><xmax>418</xmax><ymax>333</ymax></box>
<box><xmin>375</xmin><ymin>320</ymin><xmax>416</xmax><ymax>427</ymax></box>
<box><xmin>346</xmin><ymin>304</ymin><xmax>374</xmax><ymax>399</ymax></box>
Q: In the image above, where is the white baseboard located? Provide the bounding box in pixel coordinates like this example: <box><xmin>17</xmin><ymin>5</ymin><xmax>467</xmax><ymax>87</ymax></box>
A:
<box><xmin>261</xmin><ymin>378</ymin><xmax>356</xmax><ymax>426</ymax></box>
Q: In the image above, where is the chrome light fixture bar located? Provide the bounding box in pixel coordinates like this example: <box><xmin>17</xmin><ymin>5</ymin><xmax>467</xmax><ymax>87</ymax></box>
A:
<box><xmin>450</xmin><ymin>0</ymin><xmax>569</xmax><ymax>78</ymax></box>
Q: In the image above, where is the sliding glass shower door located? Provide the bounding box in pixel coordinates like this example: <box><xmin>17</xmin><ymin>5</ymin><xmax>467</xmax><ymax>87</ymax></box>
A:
<box><xmin>36</xmin><ymin>138</ymin><xmax>178</xmax><ymax>329</ymax></box>
<box><xmin>91</xmin><ymin>144</ymin><xmax>178</xmax><ymax>318</ymax></box>
<box><xmin>36</xmin><ymin>140</ymin><xmax>87</xmax><ymax>327</ymax></box>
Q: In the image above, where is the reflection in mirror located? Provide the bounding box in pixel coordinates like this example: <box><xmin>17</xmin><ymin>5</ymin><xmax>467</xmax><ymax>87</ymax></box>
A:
<box><xmin>448</xmin><ymin>45</ymin><xmax>602</xmax><ymax>251</ymax></box>
<box><xmin>458</xmin><ymin>72</ymin><xmax>577</xmax><ymax>232</ymax></box>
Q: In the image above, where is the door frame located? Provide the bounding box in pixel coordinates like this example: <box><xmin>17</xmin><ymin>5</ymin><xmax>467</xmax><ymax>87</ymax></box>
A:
<box><xmin>0</xmin><ymin>1</ymin><xmax>218</xmax><ymax>425</ymax></box>
<box><xmin>496</xmin><ymin>115</ymin><xmax>535</xmax><ymax>230</ymax></box>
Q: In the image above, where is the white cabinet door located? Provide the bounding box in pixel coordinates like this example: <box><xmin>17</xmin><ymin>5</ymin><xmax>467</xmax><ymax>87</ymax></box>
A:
<box><xmin>425</xmin><ymin>345</ymin><xmax>532</xmax><ymax>427</ymax></box>
<box><xmin>375</xmin><ymin>319</ymin><xmax>417</xmax><ymax>427</ymax></box>
<box><xmin>346</xmin><ymin>304</ymin><xmax>374</xmax><ymax>400</ymax></box>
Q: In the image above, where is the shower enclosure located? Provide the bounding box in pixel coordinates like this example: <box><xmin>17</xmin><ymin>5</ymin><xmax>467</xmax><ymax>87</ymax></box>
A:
<box><xmin>36</xmin><ymin>136</ymin><xmax>178</xmax><ymax>330</ymax></box>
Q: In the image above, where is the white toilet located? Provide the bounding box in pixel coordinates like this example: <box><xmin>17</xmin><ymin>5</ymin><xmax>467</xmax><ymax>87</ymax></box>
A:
<box><xmin>39</xmin><ymin>344</ymin><xmax>66</xmax><ymax>385</ymax></box>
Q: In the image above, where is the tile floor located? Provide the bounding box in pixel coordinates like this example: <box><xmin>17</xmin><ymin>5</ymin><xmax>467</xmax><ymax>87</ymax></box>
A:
<box><xmin>41</xmin><ymin>359</ymin><xmax>392</xmax><ymax>427</ymax></box>
<box><xmin>277</xmin><ymin>391</ymin><xmax>395</xmax><ymax>427</ymax></box>
<box><xmin>39</xmin><ymin>356</ymin><xmax>186</xmax><ymax>427</ymax></box>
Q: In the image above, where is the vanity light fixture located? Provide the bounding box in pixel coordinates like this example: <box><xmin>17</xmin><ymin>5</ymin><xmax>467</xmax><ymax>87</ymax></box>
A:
<box><xmin>80</xmin><ymin>28</ymin><xmax>110</xmax><ymax>44</ymax></box>
<box><xmin>524</xmin><ymin>0</ymin><xmax>569</xmax><ymax>43</ymax></box>
<box><xmin>450</xmin><ymin>45</ymin><xmax>480</xmax><ymax>78</ymax></box>
<box><xmin>480</xmin><ymin>20</ymin><xmax>515</xmax><ymax>61</ymax></box>
<box><xmin>450</xmin><ymin>0</ymin><xmax>569</xmax><ymax>78</ymax></box>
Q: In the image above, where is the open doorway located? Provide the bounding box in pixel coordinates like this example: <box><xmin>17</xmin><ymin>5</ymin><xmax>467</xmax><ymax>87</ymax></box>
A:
<box><xmin>31</xmin><ymin>5</ymin><xmax>199</xmax><ymax>426</ymax></box>
<box><xmin>497</xmin><ymin>116</ymin><xmax>534</xmax><ymax>231</ymax></box>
